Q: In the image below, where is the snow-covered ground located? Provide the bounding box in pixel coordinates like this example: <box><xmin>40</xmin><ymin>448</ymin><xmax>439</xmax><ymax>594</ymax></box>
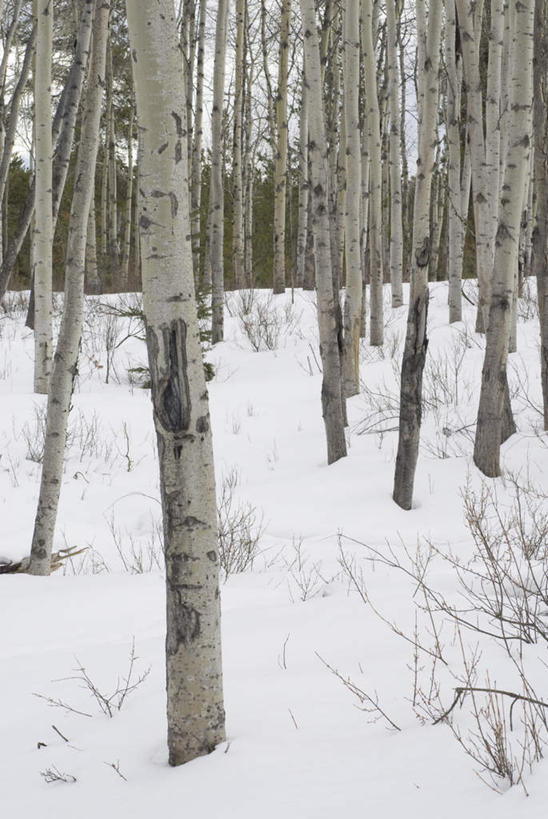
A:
<box><xmin>1</xmin><ymin>283</ymin><xmax>547</xmax><ymax>818</ymax></box>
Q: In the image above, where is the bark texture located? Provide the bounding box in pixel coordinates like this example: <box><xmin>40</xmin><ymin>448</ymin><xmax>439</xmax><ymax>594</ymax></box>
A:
<box><xmin>393</xmin><ymin>0</ymin><xmax>442</xmax><ymax>510</ymax></box>
<box><xmin>362</xmin><ymin>0</ymin><xmax>384</xmax><ymax>345</ymax></box>
<box><xmin>299</xmin><ymin>0</ymin><xmax>347</xmax><ymax>464</ymax></box>
<box><xmin>29</xmin><ymin>0</ymin><xmax>106</xmax><ymax>576</ymax></box>
<box><xmin>127</xmin><ymin>0</ymin><xmax>225</xmax><ymax>766</ymax></box>
<box><xmin>342</xmin><ymin>0</ymin><xmax>362</xmax><ymax>397</ymax></box>
<box><xmin>33</xmin><ymin>0</ymin><xmax>53</xmax><ymax>394</ymax></box>
<box><xmin>272</xmin><ymin>0</ymin><xmax>291</xmax><ymax>294</ymax></box>
<box><xmin>473</xmin><ymin>0</ymin><xmax>534</xmax><ymax>476</ymax></box>
<box><xmin>209</xmin><ymin>0</ymin><xmax>228</xmax><ymax>343</ymax></box>
<box><xmin>533</xmin><ymin>0</ymin><xmax>548</xmax><ymax>428</ymax></box>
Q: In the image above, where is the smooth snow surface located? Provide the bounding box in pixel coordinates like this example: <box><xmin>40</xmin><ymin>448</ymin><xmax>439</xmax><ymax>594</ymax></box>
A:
<box><xmin>1</xmin><ymin>283</ymin><xmax>547</xmax><ymax>818</ymax></box>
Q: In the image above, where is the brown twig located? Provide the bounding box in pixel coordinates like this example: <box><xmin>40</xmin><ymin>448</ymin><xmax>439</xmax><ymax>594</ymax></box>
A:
<box><xmin>433</xmin><ymin>687</ymin><xmax>548</xmax><ymax>726</ymax></box>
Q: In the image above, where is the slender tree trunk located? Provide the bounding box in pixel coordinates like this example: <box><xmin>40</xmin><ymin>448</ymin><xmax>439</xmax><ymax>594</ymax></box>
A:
<box><xmin>386</xmin><ymin>0</ymin><xmax>403</xmax><ymax>307</ymax></box>
<box><xmin>106</xmin><ymin>38</ymin><xmax>119</xmax><ymax>282</ymax></box>
<box><xmin>120</xmin><ymin>100</ymin><xmax>134</xmax><ymax>290</ymax></box>
<box><xmin>296</xmin><ymin>68</ymin><xmax>308</xmax><ymax>290</ymax></box>
<box><xmin>273</xmin><ymin>0</ymin><xmax>290</xmax><ymax>294</ymax></box>
<box><xmin>85</xmin><ymin>201</ymin><xmax>101</xmax><ymax>294</ymax></box>
<box><xmin>473</xmin><ymin>0</ymin><xmax>534</xmax><ymax>476</ymax></box>
<box><xmin>232</xmin><ymin>0</ymin><xmax>246</xmax><ymax>290</ymax></box>
<box><xmin>126</xmin><ymin>0</ymin><xmax>225</xmax><ymax>766</ymax></box>
<box><xmin>446</xmin><ymin>0</ymin><xmax>466</xmax><ymax>322</ymax></box>
<box><xmin>29</xmin><ymin>0</ymin><xmax>107</xmax><ymax>576</ymax></box>
<box><xmin>243</xmin><ymin>34</ymin><xmax>255</xmax><ymax>287</ymax></box>
<box><xmin>191</xmin><ymin>0</ymin><xmax>207</xmax><ymax>279</ymax></box>
<box><xmin>0</xmin><ymin>3</ymin><xmax>93</xmax><ymax>299</ymax></box>
<box><xmin>299</xmin><ymin>0</ymin><xmax>347</xmax><ymax>464</ymax></box>
<box><xmin>533</xmin><ymin>0</ymin><xmax>548</xmax><ymax>428</ymax></box>
<box><xmin>362</xmin><ymin>0</ymin><xmax>384</xmax><ymax>346</ymax></box>
<box><xmin>33</xmin><ymin>0</ymin><xmax>53</xmax><ymax>393</ymax></box>
<box><xmin>393</xmin><ymin>0</ymin><xmax>442</xmax><ymax>510</ymax></box>
<box><xmin>343</xmin><ymin>0</ymin><xmax>362</xmax><ymax>397</ymax></box>
<box><xmin>209</xmin><ymin>0</ymin><xmax>228</xmax><ymax>343</ymax></box>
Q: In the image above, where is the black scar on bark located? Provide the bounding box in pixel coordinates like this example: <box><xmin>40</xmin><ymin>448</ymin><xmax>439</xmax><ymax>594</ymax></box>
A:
<box><xmin>147</xmin><ymin>319</ymin><xmax>192</xmax><ymax>435</ymax></box>
<box><xmin>196</xmin><ymin>415</ymin><xmax>209</xmax><ymax>433</ymax></box>
<box><xmin>166</xmin><ymin>594</ymin><xmax>201</xmax><ymax>653</ymax></box>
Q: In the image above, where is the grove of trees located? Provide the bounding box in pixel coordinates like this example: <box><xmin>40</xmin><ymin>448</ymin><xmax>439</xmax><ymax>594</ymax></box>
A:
<box><xmin>0</xmin><ymin>0</ymin><xmax>544</xmax><ymax>769</ymax></box>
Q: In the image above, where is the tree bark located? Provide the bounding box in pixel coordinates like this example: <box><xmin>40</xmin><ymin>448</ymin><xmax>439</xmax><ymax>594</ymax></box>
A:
<box><xmin>272</xmin><ymin>0</ymin><xmax>290</xmax><ymax>294</ymax></box>
<box><xmin>393</xmin><ymin>0</ymin><xmax>442</xmax><ymax>510</ymax></box>
<box><xmin>232</xmin><ymin>0</ymin><xmax>246</xmax><ymax>290</ymax></box>
<box><xmin>0</xmin><ymin>2</ymin><xmax>94</xmax><ymax>300</ymax></box>
<box><xmin>296</xmin><ymin>66</ymin><xmax>308</xmax><ymax>289</ymax></box>
<box><xmin>342</xmin><ymin>0</ymin><xmax>362</xmax><ymax>397</ymax></box>
<box><xmin>299</xmin><ymin>0</ymin><xmax>347</xmax><ymax>464</ymax></box>
<box><xmin>386</xmin><ymin>0</ymin><xmax>403</xmax><ymax>307</ymax></box>
<box><xmin>33</xmin><ymin>0</ymin><xmax>53</xmax><ymax>394</ymax></box>
<box><xmin>362</xmin><ymin>0</ymin><xmax>384</xmax><ymax>346</ymax></box>
<box><xmin>209</xmin><ymin>0</ymin><xmax>228</xmax><ymax>343</ymax></box>
<box><xmin>533</xmin><ymin>0</ymin><xmax>548</xmax><ymax>429</ymax></box>
<box><xmin>29</xmin><ymin>0</ymin><xmax>107</xmax><ymax>576</ymax></box>
<box><xmin>473</xmin><ymin>0</ymin><xmax>534</xmax><ymax>476</ymax></box>
<box><xmin>191</xmin><ymin>0</ymin><xmax>207</xmax><ymax>279</ymax></box>
<box><xmin>127</xmin><ymin>0</ymin><xmax>225</xmax><ymax>766</ymax></box>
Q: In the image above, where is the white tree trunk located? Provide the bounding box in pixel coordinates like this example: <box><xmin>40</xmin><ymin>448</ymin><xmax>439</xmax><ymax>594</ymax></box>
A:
<box><xmin>29</xmin><ymin>0</ymin><xmax>108</xmax><ymax>575</ymax></box>
<box><xmin>385</xmin><ymin>0</ymin><xmax>403</xmax><ymax>307</ymax></box>
<box><xmin>296</xmin><ymin>67</ymin><xmax>309</xmax><ymax>289</ymax></box>
<box><xmin>232</xmin><ymin>0</ymin><xmax>246</xmax><ymax>289</ymax></box>
<box><xmin>299</xmin><ymin>0</ymin><xmax>347</xmax><ymax>464</ymax></box>
<box><xmin>362</xmin><ymin>0</ymin><xmax>383</xmax><ymax>346</ymax></box>
<box><xmin>127</xmin><ymin>0</ymin><xmax>225</xmax><ymax>765</ymax></box>
<box><xmin>33</xmin><ymin>0</ymin><xmax>53</xmax><ymax>393</ymax></box>
<box><xmin>473</xmin><ymin>0</ymin><xmax>534</xmax><ymax>476</ymax></box>
<box><xmin>342</xmin><ymin>0</ymin><xmax>362</xmax><ymax>397</ymax></box>
<box><xmin>533</xmin><ymin>0</ymin><xmax>548</xmax><ymax>428</ymax></box>
<box><xmin>273</xmin><ymin>0</ymin><xmax>291</xmax><ymax>294</ymax></box>
<box><xmin>209</xmin><ymin>0</ymin><xmax>228</xmax><ymax>343</ymax></box>
<box><xmin>393</xmin><ymin>0</ymin><xmax>442</xmax><ymax>509</ymax></box>
<box><xmin>446</xmin><ymin>0</ymin><xmax>467</xmax><ymax>322</ymax></box>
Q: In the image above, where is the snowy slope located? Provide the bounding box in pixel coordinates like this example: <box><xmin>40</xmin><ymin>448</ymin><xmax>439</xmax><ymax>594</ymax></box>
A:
<box><xmin>1</xmin><ymin>283</ymin><xmax>547</xmax><ymax>818</ymax></box>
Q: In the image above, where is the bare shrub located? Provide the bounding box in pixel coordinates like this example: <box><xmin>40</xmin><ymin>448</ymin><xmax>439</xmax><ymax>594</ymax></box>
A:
<box><xmin>108</xmin><ymin>515</ymin><xmax>163</xmax><ymax>574</ymax></box>
<box><xmin>338</xmin><ymin>477</ymin><xmax>548</xmax><ymax>790</ymax></box>
<box><xmin>217</xmin><ymin>468</ymin><xmax>263</xmax><ymax>578</ymax></box>
<box><xmin>284</xmin><ymin>537</ymin><xmax>336</xmax><ymax>602</ymax></box>
<box><xmin>235</xmin><ymin>290</ymin><xmax>301</xmax><ymax>351</ymax></box>
<box><xmin>34</xmin><ymin>639</ymin><xmax>150</xmax><ymax>719</ymax></box>
<box><xmin>40</xmin><ymin>766</ymin><xmax>77</xmax><ymax>785</ymax></box>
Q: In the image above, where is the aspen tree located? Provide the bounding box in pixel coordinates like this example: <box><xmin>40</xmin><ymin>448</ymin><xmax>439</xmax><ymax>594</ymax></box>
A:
<box><xmin>126</xmin><ymin>0</ymin><xmax>225</xmax><ymax>766</ymax></box>
<box><xmin>191</xmin><ymin>0</ymin><xmax>207</xmax><ymax>278</ymax></box>
<box><xmin>299</xmin><ymin>0</ymin><xmax>347</xmax><ymax>464</ymax></box>
<box><xmin>385</xmin><ymin>0</ymin><xmax>403</xmax><ymax>307</ymax></box>
<box><xmin>473</xmin><ymin>0</ymin><xmax>534</xmax><ymax>476</ymax></box>
<box><xmin>273</xmin><ymin>0</ymin><xmax>290</xmax><ymax>294</ymax></box>
<box><xmin>232</xmin><ymin>0</ymin><xmax>246</xmax><ymax>290</ymax></box>
<box><xmin>0</xmin><ymin>2</ymin><xmax>94</xmax><ymax>298</ymax></box>
<box><xmin>106</xmin><ymin>38</ymin><xmax>119</xmax><ymax>278</ymax></box>
<box><xmin>120</xmin><ymin>100</ymin><xmax>134</xmax><ymax>290</ymax></box>
<box><xmin>533</xmin><ymin>0</ymin><xmax>548</xmax><ymax>428</ymax></box>
<box><xmin>342</xmin><ymin>0</ymin><xmax>362</xmax><ymax>397</ymax></box>
<box><xmin>456</xmin><ymin>0</ymin><xmax>505</xmax><ymax>331</ymax></box>
<box><xmin>243</xmin><ymin>29</ymin><xmax>255</xmax><ymax>286</ymax></box>
<box><xmin>393</xmin><ymin>0</ymin><xmax>442</xmax><ymax>510</ymax></box>
<box><xmin>33</xmin><ymin>0</ymin><xmax>53</xmax><ymax>393</ymax></box>
<box><xmin>29</xmin><ymin>0</ymin><xmax>108</xmax><ymax>576</ymax></box>
<box><xmin>209</xmin><ymin>0</ymin><xmax>228</xmax><ymax>343</ymax></box>
<box><xmin>85</xmin><ymin>201</ymin><xmax>100</xmax><ymax>293</ymax></box>
<box><xmin>445</xmin><ymin>0</ymin><xmax>471</xmax><ymax>323</ymax></box>
<box><xmin>296</xmin><ymin>67</ymin><xmax>308</xmax><ymax>289</ymax></box>
<box><xmin>362</xmin><ymin>0</ymin><xmax>384</xmax><ymax>346</ymax></box>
